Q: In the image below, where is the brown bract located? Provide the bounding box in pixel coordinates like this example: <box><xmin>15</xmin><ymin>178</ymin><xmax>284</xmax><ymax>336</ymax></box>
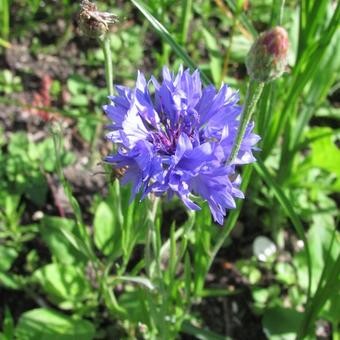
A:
<box><xmin>79</xmin><ymin>0</ymin><xmax>119</xmax><ymax>38</ymax></box>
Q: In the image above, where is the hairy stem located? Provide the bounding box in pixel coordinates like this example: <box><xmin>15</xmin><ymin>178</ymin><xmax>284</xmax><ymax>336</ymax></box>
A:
<box><xmin>101</xmin><ymin>37</ymin><xmax>114</xmax><ymax>97</ymax></box>
<box><xmin>227</xmin><ymin>79</ymin><xmax>264</xmax><ymax>165</ymax></box>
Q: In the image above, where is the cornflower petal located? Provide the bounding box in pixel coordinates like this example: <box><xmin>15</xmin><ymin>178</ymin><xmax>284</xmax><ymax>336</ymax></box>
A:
<box><xmin>104</xmin><ymin>66</ymin><xmax>260</xmax><ymax>225</ymax></box>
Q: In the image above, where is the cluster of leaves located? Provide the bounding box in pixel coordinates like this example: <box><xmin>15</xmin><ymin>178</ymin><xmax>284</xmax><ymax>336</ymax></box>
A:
<box><xmin>0</xmin><ymin>0</ymin><xmax>339</xmax><ymax>339</ymax></box>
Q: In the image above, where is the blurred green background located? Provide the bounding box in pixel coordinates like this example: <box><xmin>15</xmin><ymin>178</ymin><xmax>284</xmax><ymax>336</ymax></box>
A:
<box><xmin>0</xmin><ymin>0</ymin><xmax>339</xmax><ymax>339</ymax></box>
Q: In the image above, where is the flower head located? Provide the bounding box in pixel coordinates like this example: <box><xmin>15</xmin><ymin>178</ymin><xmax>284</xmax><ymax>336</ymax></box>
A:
<box><xmin>104</xmin><ymin>66</ymin><xmax>260</xmax><ymax>225</ymax></box>
<box><xmin>79</xmin><ymin>0</ymin><xmax>119</xmax><ymax>38</ymax></box>
<box><xmin>246</xmin><ymin>26</ymin><xmax>288</xmax><ymax>82</ymax></box>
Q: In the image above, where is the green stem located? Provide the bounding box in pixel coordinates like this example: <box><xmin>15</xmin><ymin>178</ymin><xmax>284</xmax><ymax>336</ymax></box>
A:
<box><xmin>208</xmin><ymin>165</ymin><xmax>253</xmax><ymax>271</ymax></box>
<box><xmin>145</xmin><ymin>197</ymin><xmax>169</xmax><ymax>337</ymax></box>
<box><xmin>2</xmin><ymin>0</ymin><xmax>9</xmax><ymax>39</ymax></box>
<box><xmin>205</xmin><ymin>79</ymin><xmax>264</xmax><ymax>281</ymax></box>
<box><xmin>227</xmin><ymin>79</ymin><xmax>264</xmax><ymax>165</ymax></box>
<box><xmin>89</xmin><ymin>36</ymin><xmax>114</xmax><ymax>166</ymax></box>
<box><xmin>100</xmin><ymin>36</ymin><xmax>114</xmax><ymax>97</ymax></box>
<box><xmin>97</xmin><ymin>35</ymin><xmax>126</xmax><ymax>316</ymax></box>
<box><xmin>279</xmin><ymin>0</ymin><xmax>286</xmax><ymax>25</ymax></box>
<box><xmin>99</xmin><ymin>35</ymin><xmax>124</xmax><ymax>227</ymax></box>
<box><xmin>145</xmin><ymin>197</ymin><xmax>160</xmax><ymax>278</ymax></box>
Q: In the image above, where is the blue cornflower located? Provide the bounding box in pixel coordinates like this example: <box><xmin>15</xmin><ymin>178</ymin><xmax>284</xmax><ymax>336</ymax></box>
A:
<box><xmin>104</xmin><ymin>66</ymin><xmax>260</xmax><ymax>225</ymax></box>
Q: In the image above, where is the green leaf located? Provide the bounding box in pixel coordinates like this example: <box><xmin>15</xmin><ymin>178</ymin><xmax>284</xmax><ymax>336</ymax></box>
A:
<box><xmin>224</xmin><ymin>0</ymin><xmax>257</xmax><ymax>38</ymax></box>
<box><xmin>114</xmin><ymin>276</ymin><xmax>155</xmax><ymax>290</ymax></box>
<box><xmin>184</xmin><ymin>253</ymin><xmax>191</xmax><ymax>302</ymax></box>
<box><xmin>15</xmin><ymin>308</ymin><xmax>95</xmax><ymax>340</ymax></box>
<box><xmin>67</xmin><ymin>75</ymin><xmax>88</xmax><ymax>95</ymax></box>
<box><xmin>181</xmin><ymin>321</ymin><xmax>230</xmax><ymax>340</ymax></box>
<box><xmin>297</xmin><ymin>254</ymin><xmax>340</xmax><ymax>339</ymax></box>
<box><xmin>0</xmin><ymin>272</ymin><xmax>22</xmax><ymax>290</ymax></box>
<box><xmin>228</xmin><ymin>34</ymin><xmax>252</xmax><ymax>62</ymax></box>
<box><xmin>0</xmin><ymin>246</ymin><xmax>18</xmax><ymax>272</ymax></box>
<box><xmin>275</xmin><ymin>262</ymin><xmax>296</xmax><ymax>285</ymax></box>
<box><xmin>308</xmin><ymin>215</ymin><xmax>339</xmax><ymax>288</ymax></box>
<box><xmin>58</xmin><ymin>226</ymin><xmax>94</xmax><ymax>261</ymax></box>
<box><xmin>23</xmin><ymin>171</ymin><xmax>48</xmax><ymax>207</ymax></box>
<box><xmin>77</xmin><ymin>117</ymin><xmax>97</xmax><ymax>142</ymax></box>
<box><xmin>40</xmin><ymin>217</ymin><xmax>87</xmax><ymax>265</ymax></box>
<box><xmin>202</xmin><ymin>28</ymin><xmax>222</xmax><ymax>85</ymax></box>
<box><xmin>94</xmin><ymin>201</ymin><xmax>118</xmax><ymax>256</ymax></box>
<box><xmin>307</xmin><ymin>127</ymin><xmax>340</xmax><ymax>191</ymax></box>
<box><xmin>69</xmin><ymin>94</ymin><xmax>88</xmax><ymax>107</ymax></box>
<box><xmin>33</xmin><ymin>263</ymin><xmax>91</xmax><ymax>306</ymax></box>
<box><xmin>1</xmin><ymin>307</ymin><xmax>14</xmax><ymax>340</ymax></box>
<box><xmin>118</xmin><ymin>290</ymin><xmax>149</xmax><ymax>325</ymax></box>
<box><xmin>236</xmin><ymin>259</ymin><xmax>262</xmax><ymax>285</ymax></box>
<box><xmin>27</xmin><ymin>0</ymin><xmax>40</xmax><ymax>13</ymax></box>
<box><xmin>130</xmin><ymin>0</ymin><xmax>212</xmax><ymax>85</ymax></box>
<box><xmin>263</xmin><ymin>307</ymin><xmax>303</xmax><ymax>340</ymax></box>
<box><xmin>254</xmin><ymin>160</ymin><xmax>312</xmax><ymax>302</ymax></box>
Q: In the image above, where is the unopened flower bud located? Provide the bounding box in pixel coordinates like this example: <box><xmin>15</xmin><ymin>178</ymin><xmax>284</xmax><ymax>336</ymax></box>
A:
<box><xmin>246</xmin><ymin>26</ymin><xmax>288</xmax><ymax>82</ymax></box>
<box><xmin>79</xmin><ymin>0</ymin><xmax>119</xmax><ymax>39</ymax></box>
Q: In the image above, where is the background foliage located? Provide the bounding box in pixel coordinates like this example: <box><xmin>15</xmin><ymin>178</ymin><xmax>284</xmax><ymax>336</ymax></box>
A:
<box><xmin>0</xmin><ymin>0</ymin><xmax>339</xmax><ymax>339</ymax></box>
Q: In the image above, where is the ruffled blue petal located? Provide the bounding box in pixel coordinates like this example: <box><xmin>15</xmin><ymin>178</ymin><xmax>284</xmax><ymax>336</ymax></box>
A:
<box><xmin>104</xmin><ymin>66</ymin><xmax>260</xmax><ymax>225</ymax></box>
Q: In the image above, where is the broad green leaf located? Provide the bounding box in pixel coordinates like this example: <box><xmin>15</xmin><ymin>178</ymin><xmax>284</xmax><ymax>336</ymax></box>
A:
<box><xmin>15</xmin><ymin>308</ymin><xmax>95</xmax><ymax>340</ymax></box>
<box><xmin>252</xmin><ymin>285</ymin><xmax>281</xmax><ymax>311</ymax></box>
<box><xmin>236</xmin><ymin>259</ymin><xmax>262</xmax><ymax>285</ymax></box>
<box><xmin>58</xmin><ymin>226</ymin><xmax>94</xmax><ymax>261</ymax></box>
<box><xmin>77</xmin><ymin>117</ymin><xmax>97</xmax><ymax>142</ymax></box>
<box><xmin>297</xmin><ymin>254</ymin><xmax>340</xmax><ymax>339</ymax></box>
<box><xmin>307</xmin><ymin>127</ymin><xmax>340</xmax><ymax>191</ymax></box>
<box><xmin>275</xmin><ymin>262</ymin><xmax>296</xmax><ymax>285</ymax></box>
<box><xmin>40</xmin><ymin>217</ymin><xmax>87</xmax><ymax>265</ymax></box>
<box><xmin>0</xmin><ymin>272</ymin><xmax>21</xmax><ymax>290</ymax></box>
<box><xmin>118</xmin><ymin>290</ymin><xmax>149</xmax><ymax>325</ymax></box>
<box><xmin>254</xmin><ymin>160</ymin><xmax>312</xmax><ymax>301</ymax></box>
<box><xmin>181</xmin><ymin>321</ymin><xmax>230</xmax><ymax>340</ymax></box>
<box><xmin>294</xmin><ymin>214</ymin><xmax>339</xmax><ymax>293</ymax></box>
<box><xmin>0</xmin><ymin>246</ymin><xmax>18</xmax><ymax>272</ymax></box>
<box><xmin>315</xmin><ymin>106</ymin><xmax>340</xmax><ymax>119</ymax></box>
<box><xmin>23</xmin><ymin>171</ymin><xmax>48</xmax><ymax>206</ymax></box>
<box><xmin>33</xmin><ymin>263</ymin><xmax>91</xmax><ymax>306</ymax></box>
<box><xmin>27</xmin><ymin>0</ymin><xmax>40</xmax><ymax>13</ymax></box>
<box><xmin>94</xmin><ymin>201</ymin><xmax>117</xmax><ymax>256</ymax></box>
<box><xmin>263</xmin><ymin>307</ymin><xmax>303</xmax><ymax>340</ymax></box>
<box><xmin>67</xmin><ymin>75</ymin><xmax>88</xmax><ymax>95</ymax></box>
<box><xmin>1</xmin><ymin>307</ymin><xmax>14</xmax><ymax>340</ymax></box>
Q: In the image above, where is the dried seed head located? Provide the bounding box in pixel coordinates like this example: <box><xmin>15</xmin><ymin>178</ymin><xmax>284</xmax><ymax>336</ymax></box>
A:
<box><xmin>246</xmin><ymin>26</ymin><xmax>289</xmax><ymax>82</ymax></box>
<box><xmin>79</xmin><ymin>0</ymin><xmax>119</xmax><ymax>38</ymax></box>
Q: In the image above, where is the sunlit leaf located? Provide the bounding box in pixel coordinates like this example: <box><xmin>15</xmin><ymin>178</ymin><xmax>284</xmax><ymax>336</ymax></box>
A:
<box><xmin>15</xmin><ymin>308</ymin><xmax>95</xmax><ymax>340</ymax></box>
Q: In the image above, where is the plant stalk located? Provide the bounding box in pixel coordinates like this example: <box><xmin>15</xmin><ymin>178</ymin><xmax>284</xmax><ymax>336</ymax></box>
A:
<box><xmin>100</xmin><ymin>36</ymin><xmax>114</xmax><ymax>97</ymax></box>
<box><xmin>145</xmin><ymin>196</ymin><xmax>170</xmax><ymax>337</ymax></box>
<box><xmin>227</xmin><ymin>79</ymin><xmax>264</xmax><ymax>165</ymax></box>
<box><xmin>99</xmin><ymin>35</ymin><xmax>124</xmax><ymax>227</ymax></box>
